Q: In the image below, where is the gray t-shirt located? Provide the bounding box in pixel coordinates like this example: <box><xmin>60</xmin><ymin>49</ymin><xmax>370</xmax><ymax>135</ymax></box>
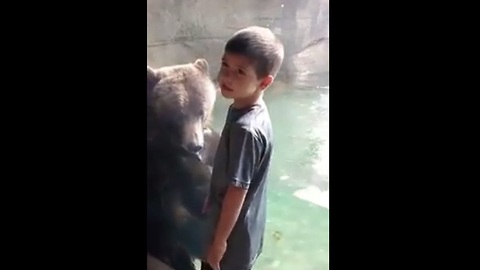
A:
<box><xmin>204</xmin><ymin>101</ymin><xmax>273</xmax><ymax>269</ymax></box>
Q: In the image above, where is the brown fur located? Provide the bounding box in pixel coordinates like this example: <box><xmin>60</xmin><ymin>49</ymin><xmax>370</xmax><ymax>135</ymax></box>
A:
<box><xmin>147</xmin><ymin>59</ymin><xmax>216</xmax><ymax>127</ymax></box>
<box><xmin>147</xmin><ymin>59</ymin><xmax>217</xmax><ymax>152</ymax></box>
<box><xmin>147</xmin><ymin>59</ymin><xmax>219</xmax><ymax>270</ymax></box>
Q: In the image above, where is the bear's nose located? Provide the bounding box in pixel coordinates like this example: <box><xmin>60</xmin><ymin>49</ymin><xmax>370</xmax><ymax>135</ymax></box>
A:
<box><xmin>187</xmin><ymin>143</ymin><xmax>203</xmax><ymax>154</ymax></box>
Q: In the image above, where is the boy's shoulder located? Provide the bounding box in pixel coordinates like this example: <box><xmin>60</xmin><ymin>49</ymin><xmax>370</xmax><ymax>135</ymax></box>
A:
<box><xmin>227</xmin><ymin>102</ymin><xmax>272</xmax><ymax>140</ymax></box>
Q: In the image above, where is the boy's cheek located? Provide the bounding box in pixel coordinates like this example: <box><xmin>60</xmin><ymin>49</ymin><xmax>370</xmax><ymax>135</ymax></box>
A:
<box><xmin>216</xmin><ymin>71</ymin><xmax>224</xmax><ymax>83</ymax></box>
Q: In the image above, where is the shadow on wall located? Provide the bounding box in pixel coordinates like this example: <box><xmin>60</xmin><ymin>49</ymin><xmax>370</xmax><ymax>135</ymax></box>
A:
<box><xmin>147</xmin><ymin>0</ymin><xmax>329</xmax><ymax>87</ymax></box>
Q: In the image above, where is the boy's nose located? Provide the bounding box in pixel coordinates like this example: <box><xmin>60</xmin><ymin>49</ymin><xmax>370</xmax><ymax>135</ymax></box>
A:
<box><xmin>220</xmin><ymin>69</ymin><xmax>234</xmax><ymax>81</ymax></box>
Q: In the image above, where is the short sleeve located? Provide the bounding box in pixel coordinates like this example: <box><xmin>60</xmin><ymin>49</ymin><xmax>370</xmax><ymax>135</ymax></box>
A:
<box><xmin>227</xmin><ymin>125</ymin><xmax>261</xmax><ymax>190</ymax></box>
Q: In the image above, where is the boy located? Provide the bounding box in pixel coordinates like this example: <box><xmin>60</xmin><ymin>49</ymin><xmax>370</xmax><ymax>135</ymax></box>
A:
<box><xmin>201</xmin><ymin>26</ymin><xmax>284</xmax><ymax>270</ymax></box>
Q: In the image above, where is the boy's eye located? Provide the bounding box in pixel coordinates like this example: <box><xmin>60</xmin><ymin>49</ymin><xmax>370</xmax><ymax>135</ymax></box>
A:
<box><xmin>238</xmin><ymin>69</ymin><xmax>245</xmax><ymax>75</ymax></box>
<box><xmin>221</xmin><ymin>62</ymin><xmax>228</xmax><ymax>67</ymax></box>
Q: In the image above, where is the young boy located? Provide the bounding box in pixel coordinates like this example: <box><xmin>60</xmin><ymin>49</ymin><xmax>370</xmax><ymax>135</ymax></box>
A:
<box><xmin>201</xmin><ymin>26</ymin><xmax>284</xmax><ymax>270</ymax></box>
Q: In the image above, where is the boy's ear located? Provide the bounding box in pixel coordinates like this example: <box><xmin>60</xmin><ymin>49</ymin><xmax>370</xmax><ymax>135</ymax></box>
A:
<box><xmin>259</xmin><ymin>75</ymin><xmax>274</xmax><ymax>90</ymax></box>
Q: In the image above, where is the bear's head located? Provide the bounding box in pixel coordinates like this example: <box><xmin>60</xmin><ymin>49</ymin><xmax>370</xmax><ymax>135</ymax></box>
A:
<box><xmin>147</xmin><ymin>59</ymin><xmax>217</xmax><ymax>156</ymax></box>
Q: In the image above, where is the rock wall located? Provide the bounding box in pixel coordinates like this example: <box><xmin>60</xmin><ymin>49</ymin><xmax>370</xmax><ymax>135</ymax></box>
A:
<box><xmin>147</xmin><ymin>0</ymin><xmax>329</xmax><ymax>88</ymax></box>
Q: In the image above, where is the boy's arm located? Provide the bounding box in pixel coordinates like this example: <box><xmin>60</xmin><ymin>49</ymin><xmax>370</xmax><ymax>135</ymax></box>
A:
<box><xmin>212</xmin><ymin>125</ymin><xmax>260</xmax><ymax>245</ymax></box>
<box><xmin>212</xmin><ymin>185</ymin><xmax>247</xmax><ymax>245</ymax></box>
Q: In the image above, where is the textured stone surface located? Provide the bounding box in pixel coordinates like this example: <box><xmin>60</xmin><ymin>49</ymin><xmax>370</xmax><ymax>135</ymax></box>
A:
<box><xmin>147</xmin><ymin>0</ymin><xmax>329</xmax><ymax>88</ymax></box>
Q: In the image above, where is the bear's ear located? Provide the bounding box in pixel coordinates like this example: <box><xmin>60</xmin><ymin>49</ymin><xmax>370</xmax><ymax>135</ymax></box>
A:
<box><xmin>147</xmin><ymin>66</ymin><xmax>160</xmax><ymax>89</ymax></box>
<box><xmin>147</xmin><ymin>66</ymin><xmax>157</xmax><ymax>80</ymax></box>
<box><xmin>193</xmin><ymin>58</ymin><xmax>209</xmax><ymax>75</ymax></box>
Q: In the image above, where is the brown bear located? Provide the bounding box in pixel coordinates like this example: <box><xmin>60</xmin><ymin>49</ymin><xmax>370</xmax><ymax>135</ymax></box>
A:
<box><xmin>147</xmin><ymin>59</ymin><xmax>218</xmax><ymax>270</ymax></box>
<box><xmin>147</xmin><ymin>59</ymin><xmax>217</xmax><ymax>154</ymax></box>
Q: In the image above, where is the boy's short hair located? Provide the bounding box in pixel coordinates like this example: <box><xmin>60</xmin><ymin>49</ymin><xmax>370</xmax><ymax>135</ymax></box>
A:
<box><xmin>225</xmin><ymin>26</ymin><xmax>284</xmax><ymax>78</ymax></box>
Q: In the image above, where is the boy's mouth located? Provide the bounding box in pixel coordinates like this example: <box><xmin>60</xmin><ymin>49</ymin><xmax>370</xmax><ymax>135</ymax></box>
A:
<box><xmin>221</xmin><ymin>84</ymin><xmax>233</xmax><ymax>92</ymax></box>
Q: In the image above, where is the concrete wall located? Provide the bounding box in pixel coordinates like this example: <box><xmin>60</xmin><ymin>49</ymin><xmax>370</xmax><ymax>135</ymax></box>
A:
<box><xmin>147</xmin><ymin>0</ymin><xmax>329</xmax><ymax>88</ymax></box>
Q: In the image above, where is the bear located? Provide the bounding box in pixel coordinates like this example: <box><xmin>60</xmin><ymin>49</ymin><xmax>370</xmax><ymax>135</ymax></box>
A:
<box><xmin>199</xmin><ymin>127</ymin><xmax>221</xmax><ymax>169</ymax></box>
<box><xmin>147</xmin><ymin>59</ymin><xmax>219</xmax><ymax>270</ymax></box>
<box><xmin>146</xmin><ymin>59</ymin><xmax>217</xmax><ymax>154</ymax></box>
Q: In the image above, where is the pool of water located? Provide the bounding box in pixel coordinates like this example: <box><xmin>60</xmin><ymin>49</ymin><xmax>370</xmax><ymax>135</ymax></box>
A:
<box><xmin>210</xmin><ymin>82</ymin><xmax>329</xmax><ymax>270</ymax></box>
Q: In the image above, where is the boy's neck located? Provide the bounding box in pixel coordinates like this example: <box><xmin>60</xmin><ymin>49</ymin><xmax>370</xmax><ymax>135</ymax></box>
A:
<box><xmin>232</xmin><ymin>92</ymin><xmax>263</xmax><ymax>109</ymax></box>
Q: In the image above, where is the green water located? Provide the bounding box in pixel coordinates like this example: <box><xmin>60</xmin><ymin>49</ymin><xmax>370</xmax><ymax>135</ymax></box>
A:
<box><xmin>210</xmin><ymin>84</ymin><xmax>329</xmax><ymax>270</ymax></box>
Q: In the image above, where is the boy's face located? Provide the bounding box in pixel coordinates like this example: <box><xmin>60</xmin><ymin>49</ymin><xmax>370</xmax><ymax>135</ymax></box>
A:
<box><xmin>217</xmin><ymin>52</ymin><xmax>273</xmax><ymax>100</ymax></box>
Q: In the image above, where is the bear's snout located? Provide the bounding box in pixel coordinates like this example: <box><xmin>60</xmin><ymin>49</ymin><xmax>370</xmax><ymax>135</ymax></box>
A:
<box><xmin>186</xmin><ymin>142</ymin><xmax>203</xmax><ymax>154</ymax></box>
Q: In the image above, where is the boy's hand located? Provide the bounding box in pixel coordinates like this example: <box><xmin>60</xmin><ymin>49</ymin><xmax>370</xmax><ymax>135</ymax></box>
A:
<box><xmin>206</xmin><ymin>240</ymin><xmax>227</xmax><ymax>270</ymax></box>
<box><xmin>207</xmin><ymin>185</ymin><xmax>247</xmax><ymax>269</ymax></box>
